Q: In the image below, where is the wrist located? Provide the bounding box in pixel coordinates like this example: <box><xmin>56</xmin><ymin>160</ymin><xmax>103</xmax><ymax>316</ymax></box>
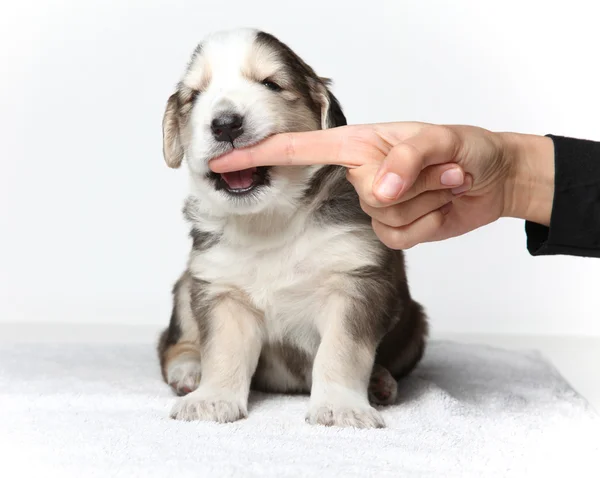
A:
<box><xmin>501</xmin><ymin>132</ymin><xmax>555</xmax><ymax>226</ymax></box>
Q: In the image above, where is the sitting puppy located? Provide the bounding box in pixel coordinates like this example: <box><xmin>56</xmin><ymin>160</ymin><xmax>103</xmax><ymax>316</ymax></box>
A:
<box><xmin>157</xmin><ymin>28</ymin><xmax>428</xmax><ymax>429</ymax></box>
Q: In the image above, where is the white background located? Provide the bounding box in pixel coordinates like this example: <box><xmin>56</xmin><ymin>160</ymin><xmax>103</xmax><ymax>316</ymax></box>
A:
<box><xmin>1</xmin><ymin>0</ymin><xmax>599</xmax><ymax>337</ymax></box>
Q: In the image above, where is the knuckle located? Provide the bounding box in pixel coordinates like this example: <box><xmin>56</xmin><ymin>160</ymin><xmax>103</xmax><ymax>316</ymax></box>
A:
<box><xmin>389</xmin><ymin>142</ymin><xmax>420</xmax><ymax>166</ymax></box>
<box><xmin>372</xmin><ymin>219</ymin><xmax>395</xmax><ymax>249</ymax></box>
<box><xmin>379</xmin><ymin>236</ymin><xmax>400</xmax><ymax>250</ymax></box>
<box><xmin>378</xmin><ymin>231</ymin><xmax>401</xmax><ymax>250</ymax></box>
<box><xmin>283</xmin><ymin>133</ymin><xmax>296</xmax><ymax>163</ymax></box>
<box><xmin>391</xmin><ymin>236</ymin><xmax>414</xmax><ymax>250</ymax></box>
<box><xmin>433</xmin><ymin>124</ymin><xmax>460</xmax><ymax>157</ymax></box>
<box><xmin>394</xmin><ymin>235</ymin><xmax>416</xmax><ymax>250</ymax></box>
<box><xmin>385</xmin><ymin>227</ymin><xmax>413</xmax><ymax>250</ymax></box>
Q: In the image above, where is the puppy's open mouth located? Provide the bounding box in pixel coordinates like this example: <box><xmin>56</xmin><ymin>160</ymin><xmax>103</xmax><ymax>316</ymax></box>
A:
<box><xmin>209</xmin><ymin>166</ymin><xmax>271</xmax><ymax>195</ymax></box>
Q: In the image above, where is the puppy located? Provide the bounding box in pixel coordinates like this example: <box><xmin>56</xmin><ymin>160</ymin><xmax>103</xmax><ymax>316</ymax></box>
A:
<box><xmin>157</xmin><ymin>28</ymin><xmax>428</xmax><ymax>429</ymax></box>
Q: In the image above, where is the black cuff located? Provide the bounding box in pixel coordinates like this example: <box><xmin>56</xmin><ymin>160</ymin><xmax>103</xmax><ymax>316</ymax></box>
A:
<box><xmin>525</xmin><ymin>134</ymin><xmax>600</xmax><ymax>258</ymax></box>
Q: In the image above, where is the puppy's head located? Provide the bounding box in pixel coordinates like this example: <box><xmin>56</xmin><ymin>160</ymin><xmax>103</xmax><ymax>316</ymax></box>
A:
<box><xmin>162</xmin><ymin>28</ymin><xmax>346</xmax><ymax>215</ymax></box>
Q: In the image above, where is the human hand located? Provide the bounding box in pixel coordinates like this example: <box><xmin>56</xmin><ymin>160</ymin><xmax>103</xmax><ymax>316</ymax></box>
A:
<box><xmin>208</xmin><ymin>122</ymin><xmax>554</xmax><ymax>249</ymax></box>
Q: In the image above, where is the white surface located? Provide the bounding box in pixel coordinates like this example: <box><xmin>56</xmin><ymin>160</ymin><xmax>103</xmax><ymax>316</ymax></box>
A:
<box><xmin>1</xmin><ymin>331</ymin><xmax>598</xmax><ymax>477</ymax></box>
<box><xmin>2</xmin><ymin>1</ymin><xmax>600</xmax><ymax>337</ymax></box>
<box><xmin>2</xmin><ymin>323</ymin><xmax>599</xmax><ymax>413</ymax></box>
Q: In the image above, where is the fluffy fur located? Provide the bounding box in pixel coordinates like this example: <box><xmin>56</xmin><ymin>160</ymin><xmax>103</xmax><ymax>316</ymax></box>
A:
<box><xmin>157</xmin><ymin>27</ymin><xmax>428</xmax><ymax>429</ymax></box>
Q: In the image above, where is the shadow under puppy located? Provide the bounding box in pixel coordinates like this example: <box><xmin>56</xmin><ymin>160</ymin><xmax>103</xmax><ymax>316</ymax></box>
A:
<box><xmin>158</xmin><ymin>27</ymin><xmax>428</xmax><ymax>429</ymax></box>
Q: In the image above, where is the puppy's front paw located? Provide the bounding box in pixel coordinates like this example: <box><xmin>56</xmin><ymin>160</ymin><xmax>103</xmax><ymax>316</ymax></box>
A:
<box><xmin>170</xmin><ymin>391</ymin><xmax>247</xmax><ymax>423</ymax></box>
<box><xmin>306</xmin><ymin>397</ymin><xmax>385</xmax><ymax>429</ymax></box>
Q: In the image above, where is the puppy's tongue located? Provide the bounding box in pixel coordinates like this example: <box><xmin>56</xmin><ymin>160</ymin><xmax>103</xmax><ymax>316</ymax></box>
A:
<box><xmin>220</xmin><ymin>167</ymin><xmax>256</xmax><ymax>190</ymax></box>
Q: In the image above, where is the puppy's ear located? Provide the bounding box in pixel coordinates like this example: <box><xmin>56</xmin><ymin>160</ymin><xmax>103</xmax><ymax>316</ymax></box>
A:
<box><xmin>162</xmin><ymin>92</ymin><xmax>184</xmax><ymax>168</ymax></box>
<box><xmin>314</xmin><ymin>77</ymin><xmax>347</xmax><ymax>130</ymax></box>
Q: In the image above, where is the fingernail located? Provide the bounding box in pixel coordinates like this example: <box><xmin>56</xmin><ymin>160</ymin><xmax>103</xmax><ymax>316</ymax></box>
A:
<box><xmin>376</xmin><ymin>173</ymin><xmax>404</xmax><ymax>199</ymax></box>
<box><xmin>440</xmin><ymin>168</ymin><xmax>464</xmax><ymax>187</ymax></box>
<box><xmin>451</xmin><ymin>174</ymin><xmax>473</xmax><ymax>195</ymax></box>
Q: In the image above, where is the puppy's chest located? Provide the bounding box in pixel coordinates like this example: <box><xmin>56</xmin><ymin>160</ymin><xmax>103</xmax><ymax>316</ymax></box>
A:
<box><xmin>194</xmin><ymin>234</ymin><xmax>332</xmax><ymax>308</ymax></box>
<box><xmin>190</xmin><ymin>224</ymin><xmax>375</xmax><ymax>318</ymax></box>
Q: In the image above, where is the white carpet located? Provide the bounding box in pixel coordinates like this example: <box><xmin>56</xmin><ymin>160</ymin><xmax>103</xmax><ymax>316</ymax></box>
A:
<box><xmin>1</xmin><ymin>340</ymin><xmax>598</xmax><ymax>477</ymax></box>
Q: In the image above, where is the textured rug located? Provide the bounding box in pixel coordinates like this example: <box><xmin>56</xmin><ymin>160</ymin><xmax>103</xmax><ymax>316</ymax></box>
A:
<box><xmin>1</xmin><ymin>340</ymin><xmax>598</xmax><ymax>477</ymax></box>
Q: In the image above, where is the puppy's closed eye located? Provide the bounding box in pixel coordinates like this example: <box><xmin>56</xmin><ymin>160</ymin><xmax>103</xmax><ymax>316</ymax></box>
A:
<box><xmin>261</xmin><ymin>79</ymin><xmax>283</xmax><ymax>92</ymax></box>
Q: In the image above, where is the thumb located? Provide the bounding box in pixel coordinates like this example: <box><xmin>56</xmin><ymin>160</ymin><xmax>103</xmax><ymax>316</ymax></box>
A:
<box><xmin>371</xmin><ymin>125</ymin><xmax>461</xmax><ymax>204</ymax></box>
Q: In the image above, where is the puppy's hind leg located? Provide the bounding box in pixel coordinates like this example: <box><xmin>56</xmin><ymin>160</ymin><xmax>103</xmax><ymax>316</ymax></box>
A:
<box><xmin>157</xmin><ymin>271</ymin><xmax>202</xmax><ymax>396</ymax></box>
<box><xmin>376</xmin><ymin>298</ymin><xmax>428</xmax><ymax>382</ymax></box>
<box><xmin>161</xmin><ymin>341</ymin><xmax>202</xmax><ymax>397</ymax></box>
<box><xmin>368</xmin><ymin>364</ymin><xmax>398</xmax><ymax>406</ymax></box>
<box><xmin>367</xmin><ymin>300</ymin><xmax>428</xmax><ymax>406</ymax></box>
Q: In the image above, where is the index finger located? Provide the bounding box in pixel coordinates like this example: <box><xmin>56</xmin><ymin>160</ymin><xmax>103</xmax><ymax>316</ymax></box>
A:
<box><xmin>208</xmin><ymin>127</ymin><xmax>363</xmax><ymax>173</ymax></box>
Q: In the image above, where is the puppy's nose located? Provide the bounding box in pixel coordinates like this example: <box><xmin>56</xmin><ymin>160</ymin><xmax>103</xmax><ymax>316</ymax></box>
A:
<box><xmin>211</xmin><ymin>113</ymin><xmax>244</xmax><ymax>143</ymax></box>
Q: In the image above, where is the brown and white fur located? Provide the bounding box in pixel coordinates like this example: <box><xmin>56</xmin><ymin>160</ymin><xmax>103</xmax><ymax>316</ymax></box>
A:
<box><xmin>158</xmin><ymin>28</ymin><xmax>428</xmax><ymax>429</ymax></box>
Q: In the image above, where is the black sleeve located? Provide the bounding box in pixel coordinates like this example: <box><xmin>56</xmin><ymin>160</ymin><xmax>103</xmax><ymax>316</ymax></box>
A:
<box><xmin>525</xmin><ymin>134</ymin><xmax>600</xmax><ymax>258</ymax></box>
